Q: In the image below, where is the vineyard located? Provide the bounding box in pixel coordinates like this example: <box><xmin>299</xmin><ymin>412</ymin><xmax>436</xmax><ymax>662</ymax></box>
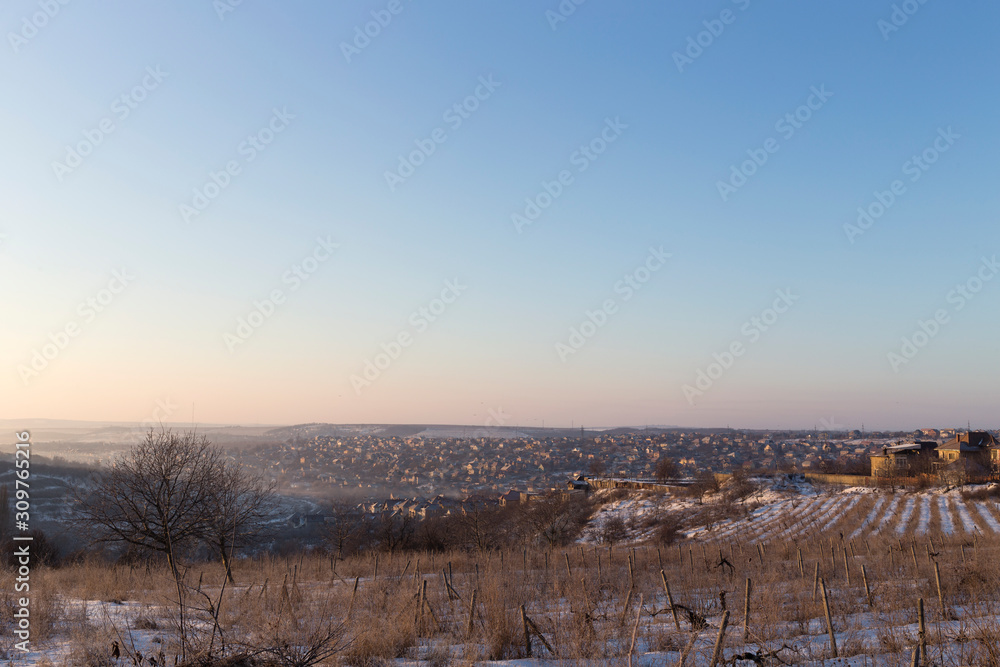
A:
<box><xmin>685</xmin><ymin>487</ymin><xmax>1000</xmax><ymax>544</ymax></box>
<box><xmin>9</xmin><ymin>480</ymin><xmax>1000</xmax><ymax>665</ymax></box>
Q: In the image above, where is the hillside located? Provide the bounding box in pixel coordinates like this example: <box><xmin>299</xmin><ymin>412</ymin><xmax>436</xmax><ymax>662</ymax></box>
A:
<box><xmin>580</xmin><ymin>476</ymin><xmax>1000</xmax><ymax>547</ymax></box>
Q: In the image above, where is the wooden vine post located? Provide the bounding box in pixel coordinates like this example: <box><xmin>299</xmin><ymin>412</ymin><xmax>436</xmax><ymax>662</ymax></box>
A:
<box><xmin>820</xmin><ymin>578</ymin><xmax>838</xmax><ymax>658</ymax></box>
<box><xmin>918</xmin><ymin>597</ymin><xmax>926</xmax><ymax>664</ymax></box>
<box><xmin>862</xmin><ymin>564</ymin><xmax>873</xmax><ymax>608</ymax></box>
<box><xmin>661</xmin><ymin>570</ymin><xmax>681</xmax><ymax>631</ymax></box>
<box><xmin>742</xmin><ymin>577</ymin><xmax>752</xmax><ymax>641</ymax></box>
<box><xmin>709</xmin><ymin>610</ymin><xmax>730</xmax><ymax>667</ymax></box>
<box><xmin>934</xmin><ymin>562</ymin><xmax>946</xmax><ymax>620</ymax></box>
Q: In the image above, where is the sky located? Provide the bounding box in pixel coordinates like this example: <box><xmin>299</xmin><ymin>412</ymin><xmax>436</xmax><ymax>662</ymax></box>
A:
<box><xmin>2</xmin><ymin>1</ymin><xmax>999</xmax><ymax>431</ymax></box>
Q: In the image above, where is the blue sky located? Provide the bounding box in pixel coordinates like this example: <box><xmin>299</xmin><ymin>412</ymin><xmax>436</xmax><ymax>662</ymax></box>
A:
<box><xmin>2</xmin><ymin>0</ymin><xmax>999</xmax><ymax>429</ymax></box>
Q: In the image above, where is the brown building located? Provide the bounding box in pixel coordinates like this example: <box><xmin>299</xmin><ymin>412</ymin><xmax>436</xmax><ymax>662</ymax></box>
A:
<box><xmin>934</xmin><ymin>431</ymin><xmax>999</xmax><ymax>482</ymax></box>
<box><xmin>870</xmin><ymin>441</ymin><xmax>937</xmax><ymax>477</ymax></box>
<box><xmin>870</xmin><ymin>431</ymin><xmax>1000</xmax><ymax>481</ymax></box>
<box><xmin>936</xmin><ymin>431</ymin><xmax>997</xmax><ymax>463</ymax></box>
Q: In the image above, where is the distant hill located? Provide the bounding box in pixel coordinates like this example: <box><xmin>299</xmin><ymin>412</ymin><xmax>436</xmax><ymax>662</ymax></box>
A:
<box><xmin>265</xmin><ymin>423</ymin><xmax>684</xmax><ymax>440</ymax></box>
<box><xmin>0</xmin><ymin>419</ymin><xmax>696</xmax><ymax>451</ymax></box>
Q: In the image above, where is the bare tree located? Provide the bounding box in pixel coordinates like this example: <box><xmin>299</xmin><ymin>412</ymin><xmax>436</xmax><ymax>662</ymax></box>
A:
<box><xmin>688</xmin><ymin>470</ymin><xmax>720</xmax><ymax>504</ymax></box>
<box><xmin>206</xmin><ymin>459</ymin><xmax>276</xmax><ymax>584</ymax></box>
<box><xmin>74</xmin><ymin>430</ymin><xmax>222</xmax><ymax>658</ymax></box>
<box><xmin>74</xmin><ymin>430</ymin><xmax>273</xmax><ymax>658</ymax></box>
<box><xmin>376</xmin><ymin>512</ymin><xmax>414</xmax><ymax>552</ymax></box>
<box><xmin>455</xmin><ymin>500</ymin><xmax>504</xmax><ymax>553</ymax></box>
<box><xmin>75</xmin><ymin>430</ymin><xmax>220</xmax><ymax>576</ymax></box>
<box><xmin>587</xmin><ymin>458</ymin><xmax>607</xmax><ymax>477</ymax></box>
<box><xmin>325</xmin><ymin>502</ymin><xmax>363</xmax><ymax>560</ymax></box>
<box><xmin>655</xmin><ymin>457</ymin><xmax>679</xmax><ymax>482</ymax></box>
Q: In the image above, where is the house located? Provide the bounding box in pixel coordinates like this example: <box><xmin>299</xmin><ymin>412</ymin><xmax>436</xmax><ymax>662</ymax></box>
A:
<box><xmin>499</xmin><ymin>489</ymin><xmax>522</xmax><ymax>506</ymax></box>
<box><xmin>936</xmin><ymin>431</ymin><xmax>997</xmax><ymax>464</ymax></box>
<box><xmin>934</xmin><ymin>431</ymin><xmax>999</xmax><ymax>481</ymax></box>
<box><xmin>461</xmin><ymin>494</ymin><xmax>499</xmax><ymax>514</ymax></box>
<box><xmin>870</xmin><ymin>441</ymin><xmax>937</xmax><ymax>477</ymax></box>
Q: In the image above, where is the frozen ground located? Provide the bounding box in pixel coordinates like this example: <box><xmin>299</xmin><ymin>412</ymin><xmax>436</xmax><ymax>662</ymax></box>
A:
<box><xmin>581</xmin><ymin>478</ymin><xmax>1000</xmax><ymax>547</ymax></box>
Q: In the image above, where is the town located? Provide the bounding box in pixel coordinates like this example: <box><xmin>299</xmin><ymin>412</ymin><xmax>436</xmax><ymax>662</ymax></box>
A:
<box><xmin>228</xmin><ymin>425</ymin><xmax>999</xmax><ymax>515</ymax></box>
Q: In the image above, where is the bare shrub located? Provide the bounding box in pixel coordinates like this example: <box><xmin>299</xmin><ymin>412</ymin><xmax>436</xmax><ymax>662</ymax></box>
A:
<box><xmin>600</xmin><ymin>516</ymin><xmax>629</xmax><ymax>545</ymax></box>
<box><xmin>132</xmin><ymin>611</ymin><xmax>159</xmax><ymax>630</ymax></box>
<box><xmin>476</xmin><ymin>570</ymin><xmax>525</xmax><ymax>660</ymax></box>
<box><xmin>608</xmin><ymin>488</ymin><xmax>630</xmax><ymax>502</ymax></box>
<box><xmin>652</xmin><ymin>515</ymin><xmax>683</xmax><ymax>546</ymax></box>
<box><xmin>340</xmin><ymin>580</ymin><xmax>416</xmax><ymax>666</ymax></box>
<box><xmin>63</xmin><ymin>620</ymin><xmax>118</xmax><ymax>667</ymax></box>
<box><xmin>722</xmin><ymin>469</ymin><xmax>760</xmax><ymax>503</ymax></box>
<box><xmin>235</xmin><ymin>589</ymin><xmax>348</xmax><ymax>667</ymax></box>
<box><xmin>343</xmin><ymin>623</ymin><xmax>415</xmax><ymax>666</ymax></box>
<box><xmin>962</xmin><ymin>484</ymin><xmax>1000</xmax><ymax>501</ymax></box>
<box><xmin>517</xmin><ymin>495</ymin><xmax>593</xmax><ymax>546</ymax></box>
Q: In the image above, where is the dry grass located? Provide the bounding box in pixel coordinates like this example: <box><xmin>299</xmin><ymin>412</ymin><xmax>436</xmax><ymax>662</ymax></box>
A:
<box><xmin>7</xmin><ymin>489</ymin><xmax>1000</xmax><ymax>664</ymax></box>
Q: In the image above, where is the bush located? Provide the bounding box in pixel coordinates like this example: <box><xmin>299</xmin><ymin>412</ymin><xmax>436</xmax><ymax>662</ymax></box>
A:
<box><xmin>607</xmin><ymin>488</ymin><xmax>630</xmax><ymax>502</ymax></box>
<box><xmin>680</xmin><ymin>472</ymin><xmax>719</xmax><ymax>503</ymax></box>
<box><xmin>962</xmin><ymin>484</ymin><xmax>1000</xmax><ymax>501</ymax></box>
<box><xmin>519</xmin><ymin>496</ymin><xmax>593</xmax><ymax>547</ymax></box>
<box><xmin>653</xmin><ymin>515</ymin><xmax>683</xmax><ymax>546</ymax></box>
<box><xmin>722</xmin><ymin>470</ymin><xmax>759</xmax><ymax>503</ymax></box>
<box><xmin>599</xmin><ymin>516</ymin><xmax>628</xmax><ymax>545</ymax></box>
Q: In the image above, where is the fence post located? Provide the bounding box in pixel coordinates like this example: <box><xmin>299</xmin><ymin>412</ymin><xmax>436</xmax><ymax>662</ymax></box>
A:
<box><xmin>812</xmin><ymin>561</ymin><xmax>820</xmax><ymax>602</ymax></box>
<box><xmin>678</xmin><ymin>631</ymin><xmax>699</xmax><ymax>666</ymax></box>
<box><xmin>620</xmin><ymin>587</ymin><xmax>634</xmax><ymax>625</ymax></box>
<box><xmin>627</xmin><ymin>594</ymin><xmax>643</xmax><ymax>667</ymax></box>
<box><xmin>466</xmin><ymin>589</ymin><xmax>478</xmax><ymax>638</ymax></box>
<box><xmin>709</xmin><ymin>610</ymin><xmax>730</xmax><ymax>667</ymax></box>
<box><xmin>918</xmin><ymin>597</ymin><xmax>926</xmax><ymax>664</ymax></box>
<box><xmin>742</xmin><ymin>577</ymin><xmax>752</xmax><ymax>641</ymax></box>
<box><xmin>661</xmin><ymin>570</ymin><xmax>681</xmax><ymax>631</ymax></box>
<box><xmin>347</xmin><ymin>576</ymin><xmax>359</xmax><ymax>619</ymax></box>
<box><xmin>821</xmin><ymin>578</ymin><xmax>838</xmax><ymax>658</ymax></box>
<box><xmin>934</xmin><ymin>562</ymin><xmax>946</xmax><ymax>620</ymax></box>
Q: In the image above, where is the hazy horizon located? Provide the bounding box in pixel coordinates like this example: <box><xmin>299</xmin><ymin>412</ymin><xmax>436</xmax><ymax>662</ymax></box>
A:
<box><xmin>4</xmin><ymin>2</ymin><xmax>999</xmax><ymax>431</ymax></box>
<box><xmin>0</xmin><ymin>417</ymin><xmax>990</xmax><ymax>437</ymax></box>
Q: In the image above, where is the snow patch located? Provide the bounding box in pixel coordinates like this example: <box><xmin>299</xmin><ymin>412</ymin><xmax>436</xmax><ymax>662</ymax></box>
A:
<box><xmin>848</xmin><ymin>496</ymin><xmax>885</xmax><ymax>541</ymax></box>
<box><xmin>895</xmin><ymin>496</ymin><xmax>916</xmax><ymax>536</ymax></box>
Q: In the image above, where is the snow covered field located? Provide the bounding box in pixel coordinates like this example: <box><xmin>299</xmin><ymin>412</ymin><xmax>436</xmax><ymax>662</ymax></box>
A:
<box><xmin>674</xmin><ymin>484</ymin><xmax>999</xmax><ymax>546</ymax></box>
<box><xmin>578</xmin><ymin>478</ymin><xmax>1000</xmax><ymax>552</ymax></box>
